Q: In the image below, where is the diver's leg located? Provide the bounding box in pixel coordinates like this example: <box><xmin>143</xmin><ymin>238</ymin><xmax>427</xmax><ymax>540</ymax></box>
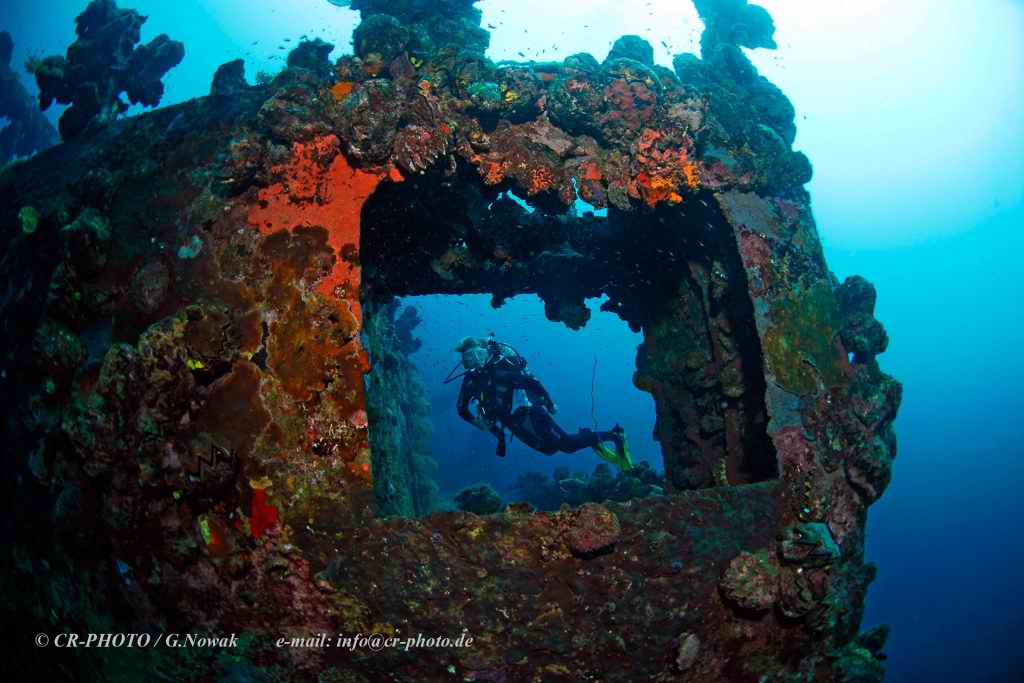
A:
<box><xmin>540</xmin><ymin>410</ymin><xmax>632</xmax><ymax>470</ymax></box>
<box><xmin>508</xmin><ymin>407</ymin><xmax>560</xmax><ymax>455</ymax></box>
<box><xmin>557</xmin><ymin>429</ymin><xmax>599</xmax><ymax>453</ymax></box>
<box><xmin>528</xmin><ymin>408</ymin><xmax>605</xmax><ymax>454</ymax></box>
<box><xmin>513</xmin><ymin>406</ymin><xmax>624</xmax><ymax>457</ymax></box>
<box><xmin>556</xmin><ymin>427</ymin><xmax>622</xmax><ymax>453</ymax></box>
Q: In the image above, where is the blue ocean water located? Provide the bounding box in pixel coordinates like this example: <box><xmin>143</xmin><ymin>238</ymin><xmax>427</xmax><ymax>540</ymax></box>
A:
<box><xmin>2</xmin><ymin>1</ymin><xmax>1021</xmax><ymax>680</ymax></box>
<box><xmin>830</xmin><ymin>214</ymin><xmax>1024</xmax><ymax>682</ymax></box>
<box><xmin>404</xmin><ymin>292</ymin><xmax>657</xmax><ymax>496</ymax></box>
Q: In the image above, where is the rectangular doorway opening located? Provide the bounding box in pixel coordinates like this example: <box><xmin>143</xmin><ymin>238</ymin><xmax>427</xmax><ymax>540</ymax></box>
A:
<box><xmin>361</xmin><ymin>293</ymin><xmax>665</xmax><ymax>516</ymax></box>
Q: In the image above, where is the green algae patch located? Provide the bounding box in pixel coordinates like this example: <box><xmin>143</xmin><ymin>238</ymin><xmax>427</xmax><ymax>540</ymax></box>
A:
<box><xmin>762</xmin><ymin>279</ymin><xmax>847</xmax><ymax>395</ymax></box>
<box><xmin>19</xmin><ymin>205</ymin><xmax>39</xmax><ymax>234</ymax></box>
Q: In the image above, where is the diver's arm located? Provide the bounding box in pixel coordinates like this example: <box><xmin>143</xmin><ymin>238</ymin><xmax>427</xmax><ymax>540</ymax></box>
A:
<box><xmin>457</xmin><ymin>375</ymin><xmax>498</xmax><ymax>432</ymax></box>
<box><xmin>456</xmin><ymin>378</ymin><xmax>475</xmax><ymax>424</ymax></box>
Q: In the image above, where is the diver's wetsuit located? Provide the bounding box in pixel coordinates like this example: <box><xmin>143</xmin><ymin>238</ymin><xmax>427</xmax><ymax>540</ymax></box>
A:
<box><xmin>456</xmin><ymin>350</ymin><xmax>619</xmax><ymax>456</ymax></box>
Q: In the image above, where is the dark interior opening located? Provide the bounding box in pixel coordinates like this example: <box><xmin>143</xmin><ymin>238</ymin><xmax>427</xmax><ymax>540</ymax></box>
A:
<box><xmin>359</xmin><ymin>165</ymin><xmax>777</xmax><ymax>516</ymax></box>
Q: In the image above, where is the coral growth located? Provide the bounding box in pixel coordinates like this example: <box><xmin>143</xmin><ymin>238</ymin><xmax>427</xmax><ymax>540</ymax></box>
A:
<box><xmin>0</xmin><ymin>0</ymin><xmax>902</xmax><ymax>680</ymax></box>
<box><xmin>363</xmin><ymin>298</ymin><xmax>441</xmax><ymax>518</ymax></box>
<box><xmin>505</xmin><ymin>461</ymin><xmax>666</xmax><ymax>511</ymax></box>
<box><xmin>209</xmin><ymin>59</ymin><xmax>248</xmax><ymax>98</ymax></box>
<box><xmin>564</xmin><ymin>502</ymin><xmax>621</xmax><ymax>555</ymax></box>
<box><xmin>453</xmin><ymin>483</ymin><xmax>501</xmax><ymax>515</ymax></box>
<box><xmin>28</xmin><ymin>0</ymin><xmax>184</xmax><ymax>139</ymax></box>
<box><xmin>837</xmin><ymin>275</ymin><xmax>890</xmax><ymax>363</ymax></box>
<box><xmin>720</xmin><ymin>549</ymin><xmax>780</xmax><ymax>610</ymax></box>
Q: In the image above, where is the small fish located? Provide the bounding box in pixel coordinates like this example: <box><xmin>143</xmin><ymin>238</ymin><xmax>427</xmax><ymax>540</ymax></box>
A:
<box><xmin>487</xmin><ymin>24</ymin><xmax>497</xmax><ymax>29</ymax></box>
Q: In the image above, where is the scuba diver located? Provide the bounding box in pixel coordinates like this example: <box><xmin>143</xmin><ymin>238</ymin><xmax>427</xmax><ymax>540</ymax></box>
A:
<box><xmin>445</xmin><ymin>335</ymin><xmax>634</xmax><ymax>472</ymax></box>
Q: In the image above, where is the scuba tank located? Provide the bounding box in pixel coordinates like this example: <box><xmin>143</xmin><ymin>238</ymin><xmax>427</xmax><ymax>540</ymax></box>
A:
<box><xmin>485</xmin><ymin>338</ymin><xmax>528</xmax><ymax>372</ymax></box>
<box><xmin>483</xmin><ymin>338</ymin><xmax>532</xmax><ymax>448</ymax></box>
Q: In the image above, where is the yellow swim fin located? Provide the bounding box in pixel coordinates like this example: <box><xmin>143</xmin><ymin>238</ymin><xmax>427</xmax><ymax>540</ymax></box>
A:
<box><xmin>591</xmin><ymin>440</ymin><xmax>633</xmax><ymax>475</ymax></box>
<box><xmin>591</xmin><ymin>442</ymin><xmax>621</xmax><ymax>469</ymax></box>
<box><xmin>617</xmin><ymin>431</ymin><xmax>634</xmax><ymax>473</ymax></box>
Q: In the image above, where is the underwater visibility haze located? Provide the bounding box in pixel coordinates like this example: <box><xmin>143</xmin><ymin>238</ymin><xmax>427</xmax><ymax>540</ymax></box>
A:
<box><xmin>0</xmin><ymin>0</ymin><xmax>1021</xmax><ymax>681</ymax></box>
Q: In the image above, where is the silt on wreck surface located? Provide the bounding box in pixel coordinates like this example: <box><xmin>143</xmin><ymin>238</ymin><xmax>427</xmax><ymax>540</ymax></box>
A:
<box><xmin>0</xmin><ymin>0</ymin><xmax>900</xmax><ymax>680</ymax></box>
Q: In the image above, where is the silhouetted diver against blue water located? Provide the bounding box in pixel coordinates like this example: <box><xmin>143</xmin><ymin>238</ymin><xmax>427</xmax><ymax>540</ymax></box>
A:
<box><xmin>446</xmin><ymin>335</ymin><xmax>633</xmax><ymax>472</ymax></box>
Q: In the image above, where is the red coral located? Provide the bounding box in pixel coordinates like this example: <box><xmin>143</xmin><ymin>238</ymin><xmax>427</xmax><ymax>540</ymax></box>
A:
<box><xmin>250</xmin><ymin>488</ymin><xmax>279</xmax><ymax>539</ymax></box>
<box><xmin>626</xmin><ymin>129</ymin><xmax>697</xmax><ymax>208</ymax></box>
<box><xmin>246</xmin><ymin>133</ymin><xmax>383</xmax><ymax>307</ymax></box>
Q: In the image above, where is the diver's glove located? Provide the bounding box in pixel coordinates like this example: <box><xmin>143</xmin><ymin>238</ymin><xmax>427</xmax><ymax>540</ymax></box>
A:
<box><xmin>472</xmin><ymin>414</ymin><xmax>494</xmax><ymax>432</ymax></box>
<box><xmin>545</xmin><ymin>399</ymin><xmax>558</xmax><ymax>415</ymax></box>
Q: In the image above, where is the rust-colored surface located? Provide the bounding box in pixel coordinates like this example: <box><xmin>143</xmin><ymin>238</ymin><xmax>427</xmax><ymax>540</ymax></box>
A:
<box><xmin>0</xmin><ymin>1</ymin><xmax>899</xmax><ymax>681</ymax></box>
<box><xmin>248</xmin><ymin>133</ymin><xmax>383</xmax><ymax>307</ymax></box>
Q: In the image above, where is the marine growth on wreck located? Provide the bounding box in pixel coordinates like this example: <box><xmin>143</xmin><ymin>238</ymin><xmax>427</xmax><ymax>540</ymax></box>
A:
<box><xmin>0</xmin><ymin>0</ymin><xmax>901</xmax><ymax>681</ymax></box>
